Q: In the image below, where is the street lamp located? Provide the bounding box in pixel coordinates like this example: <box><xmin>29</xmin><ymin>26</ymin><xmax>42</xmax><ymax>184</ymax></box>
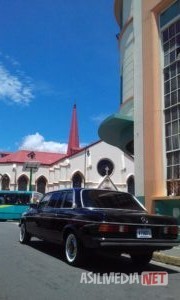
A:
<box><xmin>23</xmin><ymin>152</ymin><xmax>40</xmax><ymax>191</ymax></box>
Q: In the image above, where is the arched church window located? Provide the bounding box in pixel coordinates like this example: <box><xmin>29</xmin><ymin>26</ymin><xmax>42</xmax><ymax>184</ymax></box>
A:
<box><xmin>1</xmin><ymin>175</ymin><xmax>10</xmax><ymax>190</ymax></box>
<box><xmin>127</xmin><ymin>175</ymin><xmax>135</xmax><ymax>195</ymax></box>
<box><xmin>72</xmin><ymin>172</ymin><xmax>83</xmax><ymax>188</ymax></box>
<box><xmin>37</xmin><ymin>176</ymin><xmax>47</xmax><ymax>194</ymax></box>
<box><xmin>18</xmin><ymin>175</ymin><xmax>28</xmax><ymax>191</ymax></box>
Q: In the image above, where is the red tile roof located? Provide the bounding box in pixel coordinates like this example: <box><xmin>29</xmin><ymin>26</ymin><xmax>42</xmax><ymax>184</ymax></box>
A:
<box><xmin>0</xmin><ymin>150</ymin><xmax>66</xmax><ymax>165</ymax></box>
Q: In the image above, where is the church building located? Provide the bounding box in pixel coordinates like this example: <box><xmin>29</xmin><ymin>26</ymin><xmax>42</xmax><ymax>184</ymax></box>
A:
<box><xmin>0</xmin><ymin>105</ymin><xmax>134</xmax><ymax>194</ymax></box>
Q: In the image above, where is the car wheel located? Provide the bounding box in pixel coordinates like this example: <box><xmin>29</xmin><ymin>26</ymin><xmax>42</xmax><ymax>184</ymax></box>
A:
<box><xmin>65</xmin><ymin>232</ymin><xmax>84</xmax><ymax>266</ymax></box>
<box><xmin>130</xmin><ymin>252</ymin><xmax>153</xmax><ymax>266</ymax></box>
<box><xmin>19</xmin><ymin>223</ymin><xmax>31</xmax><ymax>244</ymax></box>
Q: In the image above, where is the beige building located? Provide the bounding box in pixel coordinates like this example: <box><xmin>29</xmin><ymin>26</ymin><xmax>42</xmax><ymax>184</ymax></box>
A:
<box><xmin>99</xmin><ymin>0</ymin><xmax>180</xmax><ymax>222</ymax></box>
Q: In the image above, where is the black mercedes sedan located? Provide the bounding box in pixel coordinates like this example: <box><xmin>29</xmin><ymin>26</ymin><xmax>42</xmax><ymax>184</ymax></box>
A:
<box><xmin>19</xmin><ymin>188</ymin><xmax>179</xmax><ymax>266</ymax></box>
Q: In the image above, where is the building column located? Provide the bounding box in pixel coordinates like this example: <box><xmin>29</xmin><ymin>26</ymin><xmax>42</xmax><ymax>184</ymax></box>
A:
<box><xmin>133</xmin><ymin>0</ymin><xmax>145</xmax><ymax>204</ymax></box>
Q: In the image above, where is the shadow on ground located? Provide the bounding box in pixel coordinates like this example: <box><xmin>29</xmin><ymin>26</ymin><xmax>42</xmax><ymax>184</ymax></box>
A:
<box><xmin>26</xmin><ymin>239</ymin><xmax>180</xmax><ymax>275</ymax></box>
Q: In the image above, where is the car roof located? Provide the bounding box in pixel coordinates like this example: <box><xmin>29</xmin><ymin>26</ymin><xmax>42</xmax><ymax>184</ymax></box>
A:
<box><xmin>44</xmin><ymin>188</ymin><xmax>129</xmax><ymax>194</ymax></box>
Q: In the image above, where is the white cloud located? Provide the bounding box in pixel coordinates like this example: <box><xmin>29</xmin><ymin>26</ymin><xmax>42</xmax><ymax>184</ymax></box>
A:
<box><xmin>91</xmin><ymin>113</ymin><xmax>108</xmax><ymax>124</ymax></box>
<box><xmin>35</xmin><ymin>81</ymin><xmax>57</xmax><ymax>97</ymax></box>
<box><xmin>19</xmin><ymin>133</ymin><xmax>68</xmax><ymax>153</ymax></box>
<box><xmin>0</xmin><ymin>64</ymin><xmax>34</xmax><ymax>104</ymax></box>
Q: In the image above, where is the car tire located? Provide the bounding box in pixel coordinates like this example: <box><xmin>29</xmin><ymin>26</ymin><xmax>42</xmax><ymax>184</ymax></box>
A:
<box><xmin>64</xmin><ymin>232</ymin><xmax>84</xmax><ymax>266</ymax></box>
<box><xmin>19</xmin><ymin>223</ymin><xmax>31</xmax><ymax>244</ymax></box>
<box><xmin>130</xmin><ymin>252</ymin><xmax>153</xmax><ymax>266</ymax></box>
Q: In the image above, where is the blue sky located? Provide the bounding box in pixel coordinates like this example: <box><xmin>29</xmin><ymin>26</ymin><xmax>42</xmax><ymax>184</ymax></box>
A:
<box><xmin>0</xmin><ymin>0</ymin><xmax>120</xmax><ymax>153</ymax></box>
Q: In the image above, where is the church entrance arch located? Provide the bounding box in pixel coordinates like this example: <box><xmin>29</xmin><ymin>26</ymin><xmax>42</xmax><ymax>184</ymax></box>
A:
<box><xmin>18</xmin><ymin>175</ymin><xmax>28</xmax><ymax>191</ymax></box>
<box><xmin>127</xmin><ymin>175</ymin><xmax>135</xmax><ymax>195</ymax></box>
<box><xmin>36</xmin><ymin>176</ymin><xmax>47</xmax><ymax>194</ymax></box>
<box><xmin>1</xmin><ymin>174</ymin><xmax>10</xmax><ymax>190</ymax></box>
<box><xmin>72</xmin><ymin>172</ymin><xmax>83</xmax><ymax>188</ymax></box>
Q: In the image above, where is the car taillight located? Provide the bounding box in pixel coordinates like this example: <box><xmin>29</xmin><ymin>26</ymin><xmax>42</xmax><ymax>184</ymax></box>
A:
<box><xmin>119</xmin><ymin>225</ymin><xmax>129</xmax><ymax>233</ymax></box>
<box><xmin>98</xmin><ymin>224</ymin><xmax>129</xmax><ymax>233</ymax></box>
<box><xmin>163</xmin><ymin>226</ymin><xmax>178</xmax><ymax>235</ymax></box>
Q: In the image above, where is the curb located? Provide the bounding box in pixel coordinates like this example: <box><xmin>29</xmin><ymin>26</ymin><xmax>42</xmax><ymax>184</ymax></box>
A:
<box><xmin>153</xmin><ymin>252</ymin><xmax>180</xmax><ymax>267</ymax></box>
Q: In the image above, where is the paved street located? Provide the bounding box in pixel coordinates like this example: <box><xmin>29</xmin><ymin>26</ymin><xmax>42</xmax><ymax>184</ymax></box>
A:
<box><xmin>0</xmin><ymin>222</ymin><xmax>179</xmax><ymax>300</ymax></box>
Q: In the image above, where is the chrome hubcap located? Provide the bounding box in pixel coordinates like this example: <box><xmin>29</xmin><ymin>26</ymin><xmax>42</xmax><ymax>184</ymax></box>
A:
<box><xmin>66</xmin><ymin>234</ymin><xmax>77</xmax><ymax>262</ymax></box>
<box><xmin>20</xmin><ymin>224</ymin><xmax>25</xmax><ymax>241</ymax></box>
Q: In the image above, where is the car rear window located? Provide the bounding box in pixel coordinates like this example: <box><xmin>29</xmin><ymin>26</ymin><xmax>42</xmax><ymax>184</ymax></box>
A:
<box><xmin>82</xmin><ymin>190</ymin><xmax>144</xmax><ymax>211</ymax></box>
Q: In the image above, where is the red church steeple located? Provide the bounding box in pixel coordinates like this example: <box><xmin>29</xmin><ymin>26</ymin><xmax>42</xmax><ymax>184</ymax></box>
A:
<box><xmin>67</xmin><ymin>104</ymin><xmax>80</xmax><ymax>156</ymax></box>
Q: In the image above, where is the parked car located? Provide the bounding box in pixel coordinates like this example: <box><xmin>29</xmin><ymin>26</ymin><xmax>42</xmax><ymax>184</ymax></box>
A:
<box><xmin>19</xmin><ymin>188</ymin><xmax>179</xmax><ymax>266</ymax></box>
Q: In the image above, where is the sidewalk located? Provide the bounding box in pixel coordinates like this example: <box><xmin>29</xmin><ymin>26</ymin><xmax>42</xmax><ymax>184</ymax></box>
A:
<box><xmin>153</xmin><ymin>245</ymin><xmax>180</xmax><ymax>267</ymax></box>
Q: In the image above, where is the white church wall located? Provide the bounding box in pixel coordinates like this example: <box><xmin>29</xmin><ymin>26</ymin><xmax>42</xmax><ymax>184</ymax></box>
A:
<box><xmin>56</xmin><ymin>141</ymin><xmax>134</xmax><ymax>192</ymax></box>
<box><xmin>0</xmin><ymin>141</ymin><xmax>134</xmax><ymax>193</ymax></box>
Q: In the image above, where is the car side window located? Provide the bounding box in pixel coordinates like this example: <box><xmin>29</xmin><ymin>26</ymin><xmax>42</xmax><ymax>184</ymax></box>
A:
<box><xmin>55</xmin><ymin>192</ymin><xmax>65</xmax><ymax>208</ymax></box>
<box><xmin>48</xmin><ymin>193</ymin><xmax>60</xmax><ymax>208</ymax></box>
<box><xmin>38</xmin><ymin>194</ymin><xmax>51</xmax><ymax>209</ymax></box>
<box><xmin>63</xmin><ymin>191</ymin><xmax>73</xmax><ymax>208</ymax></box>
